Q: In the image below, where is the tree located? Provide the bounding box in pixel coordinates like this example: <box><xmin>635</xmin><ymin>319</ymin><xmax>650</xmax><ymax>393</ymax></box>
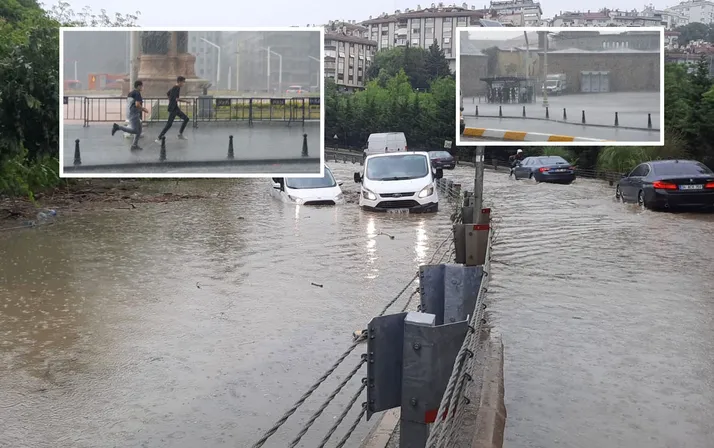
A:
<box><xmin>424</xmin><ymin>39</ymin><xmax>451</xmax><ymax>81</ymax></box>
<box><xmin>673</xmin><ymin>23</ymin><xmax>711</xmax><ymax>46</ymax></box>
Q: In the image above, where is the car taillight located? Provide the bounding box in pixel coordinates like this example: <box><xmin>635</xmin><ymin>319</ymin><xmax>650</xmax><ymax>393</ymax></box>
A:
<box><xmin>539</xmin><ymin>167</ymin><xmax>549</xmax><ymax>172</ymax></box>
<box><xmin>652</xmin><ymin>180</ymin><xmax>677</xmax><ymax>190</ymax></box>
<box><xmin>404</xmin><ymin>145</ymin><xmax>408</xmax><ymax>151</ymax></box>
<box><xmin>569</xmin><ymin>166</ymin><xmax>576</xmax><ymax>170</ymax></box>
<box><xmin>705</xmin><ymin>182</ymin><xmax>714</xmax><ymax>188</ymax></box>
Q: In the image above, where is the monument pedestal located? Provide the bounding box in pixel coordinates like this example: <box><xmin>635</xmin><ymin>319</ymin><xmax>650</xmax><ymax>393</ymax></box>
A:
<box><xmin>136</xmin><ymin>33</ymin><xmax>209</xmax><ymax>98</ymax></box>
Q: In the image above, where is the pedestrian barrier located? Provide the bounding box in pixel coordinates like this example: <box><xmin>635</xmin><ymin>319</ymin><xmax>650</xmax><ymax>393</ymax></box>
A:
<box><xmin>464</xmin><ymin>104</ymin><xmax>659</xmax><ymax>132</ymax></box>
<box><xmin>61</xmin><ymin>96</ymin><xmax>321</xmax><ymax>128</ymax></box>
<box><xmin>249</xmin><ymin>178</ymin><xmax>495</xmax><ymax>448</ymax></box>
<box><xmin>462</xmin><ymin>127</ymin><xmax>609</xmax><ymax>142</ymax></box>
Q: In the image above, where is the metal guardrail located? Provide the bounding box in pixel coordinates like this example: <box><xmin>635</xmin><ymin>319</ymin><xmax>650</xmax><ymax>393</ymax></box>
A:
<box><xmin>62</xmin><ymin>96</ymin><xmax>321</xmax><ymax>128</ymax></box>
<box><xmin>249</xmin><ymin>183</ymin><xmax>485</xmax><ymax>448</ymax></box>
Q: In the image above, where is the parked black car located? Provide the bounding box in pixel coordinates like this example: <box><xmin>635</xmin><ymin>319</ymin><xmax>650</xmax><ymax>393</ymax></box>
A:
<box><xmin>429</xmin><ymin>151</ymin><xmax>456</xmax><ymax>170</ymax></box>
<box><xmin>513</xmin><ymin>156</ymin><xmax>576</xmax><ymax>184</ymax></box>
<box><xmin>616</xmin><ymin>159</ymin><xmax>714</xmax><ymax>211</ymax></box>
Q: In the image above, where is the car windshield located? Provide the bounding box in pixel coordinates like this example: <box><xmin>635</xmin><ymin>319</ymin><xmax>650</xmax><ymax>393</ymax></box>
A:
<box><xmin>366</xmin><ymin>155</ymin><xmax>429</xmax><ymax>181</ymax></box>
<box><xmin>536</xmin><ymin>156</ymin><xmax>569</xmax><ymax>166</ymax></box>
<box><xmin>430</xmin><ymin>151</ymin><xmax>451</xmax><ymax>159</ymax></box>
<box><xmin>285</xmin><ymin>169</ymin><xmax>336</xmax><ymax>189</ymax></box>
<box><xmin>653</xmin><ymin>162</ymin><xmax>713</xmax><ymax>176</ymax></box>
<box><xmin>546</xmin><ymin>80</ymin><xmax>558</xmax><ymax>87</ymax></box>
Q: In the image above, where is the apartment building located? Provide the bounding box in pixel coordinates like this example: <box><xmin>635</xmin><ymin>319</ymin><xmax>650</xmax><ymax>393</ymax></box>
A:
<box><xmin>666</xmin><ymin>0</ymin><xmax>714</xmax><ymax>24</ymax></box>
<box><xmin>550</xmin><ymin>9</ymin><xmax>664</xmax><ymax>27</ymax></box>
<box><xmin>324</xmin><ymin>21</ymin><xmax>377</xmax><ymax>90</ymax></box>
<box><xmin>489</xmin><ymin>0</ymin><xmax>543</xmax><ymax>26</ymax></box>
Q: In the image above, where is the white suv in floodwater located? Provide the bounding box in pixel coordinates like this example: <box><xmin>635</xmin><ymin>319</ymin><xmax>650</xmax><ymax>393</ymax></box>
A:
<box><xmin>354</xmin><ymin>152</ymin><xmax>443</xmax><ymax>213</ymax></box>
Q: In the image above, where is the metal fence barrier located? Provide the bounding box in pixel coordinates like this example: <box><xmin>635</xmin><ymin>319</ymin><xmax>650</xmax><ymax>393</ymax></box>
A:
<box><xmin>62</xmin><ymin>96</ymin><xmax>321</xmax><ymax>128</ymax></box>
<box><xmin>249</xmin><ymin>180</ymin><xmax>493</xmax><ymax>448</ymax></box>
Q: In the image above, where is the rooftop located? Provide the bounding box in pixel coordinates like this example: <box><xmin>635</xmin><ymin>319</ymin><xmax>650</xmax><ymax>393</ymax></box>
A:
<box><xmin>361</xmin><ymin>6</ymin><xmax>484</xmax><ymax>25</ymax></box>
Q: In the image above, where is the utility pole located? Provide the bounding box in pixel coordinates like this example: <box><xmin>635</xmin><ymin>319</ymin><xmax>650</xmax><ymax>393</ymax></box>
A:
<box><xmin>541</xmin><ymin>31</ymin><xmax>549</xmax><ymax>108</ymax></box>
<box><xmin>472</xmin><ymin>146</ymin><xmax>485</xmax><ymax>224</ymax></box>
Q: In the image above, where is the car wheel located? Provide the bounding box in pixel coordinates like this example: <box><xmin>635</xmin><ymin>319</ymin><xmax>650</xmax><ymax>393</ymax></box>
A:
<box><xmin>615</xmin><ymin>185</ymin><xmax>623</xmax><ymax>201</ymax></box>
<box><xmin>637</xmin><ymin>190</ymin><xmax>647</xmax><ymax>209</ymax></box>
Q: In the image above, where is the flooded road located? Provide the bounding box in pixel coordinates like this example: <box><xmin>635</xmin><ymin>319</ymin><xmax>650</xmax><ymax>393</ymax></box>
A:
<box><xmin>0</xmin><ymin>164</ymin><xmax>458</xmax><ymax>448</ymax></box>
<box><xmin>2</xmin><ymin>164</ymin><xmax>713</xmax><ymax>448</ymax></box>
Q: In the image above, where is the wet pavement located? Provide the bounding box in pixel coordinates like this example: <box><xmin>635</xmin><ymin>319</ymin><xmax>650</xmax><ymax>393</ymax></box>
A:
<box><xmin>2</xmin><ymin>164</ymin><xmax>713</xmax><ymax>448</ymax></box>
<box><xmin>462</xmin><ymin>92</ymin><xmax>660</xmax><ymax>142</ymax></box>
<box><xmin>62</xmin><ymin>122</ymin><xmax>321</xmax><ymax>175</ymax></box>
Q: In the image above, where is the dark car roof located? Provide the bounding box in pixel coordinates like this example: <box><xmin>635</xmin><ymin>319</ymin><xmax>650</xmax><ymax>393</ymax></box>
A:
<box><xmin>645</xmin><ymin>159</ymin><xmax>700</xmax><ymax>165</ymax></box>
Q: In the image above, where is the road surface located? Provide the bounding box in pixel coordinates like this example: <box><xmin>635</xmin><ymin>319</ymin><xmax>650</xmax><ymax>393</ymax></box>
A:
<box><xmin>62</xmin><ymin>122</ymin><xmax>321</xmax><ymax>174</ymax></box>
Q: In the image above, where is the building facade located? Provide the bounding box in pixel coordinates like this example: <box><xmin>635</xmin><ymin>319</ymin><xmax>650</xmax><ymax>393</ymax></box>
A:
<box><xmin>324</xmin><ymin>21</ymin><xmax>377</xmax><ymax>90</ymax></box>
<box><xmin>550</xmin><ymin>31</ymin><xmax>661</xmax><ymax>51</ymax></box>
<box><xmin>489</xmin><ymin>0</ymin><xmax>543</xmax><ymax>26</ymax></box>
<box><xmin>666</xmin><ymin>0</ymin><xmax>714</xmax><ymax>24</ymax></box>
<box><xmin>361</xmin><ymin>5</ymin><xmax>485</xmax><ymax>71</ymax></box>
<box><xmin>188</xmin><ymin>31</ymin><xmax>222</xmax><ymax>88</ymax></box>
<box><xmin>549</xmin><ymin>9</ymin><xmax>665</xmax><ymax>27</ymax></box>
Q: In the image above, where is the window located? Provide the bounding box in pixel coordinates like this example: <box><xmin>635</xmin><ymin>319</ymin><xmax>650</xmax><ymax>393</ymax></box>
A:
<box><xmin>425</xmin><ymin>26</ymin><xmax>434</xmax><ymax>34</ymax></box>
<box><xmin>382</xmin><ymin>29</ymin><xmax>388</xmax><ymax>35</ymax></box>
<box><xmin>412</xmin><ymin>27</ymin><xmax>420</xmax><ymax>34</ymax></box>
<box><xmin>628</xmin><ymin>164</ymin><xmax>648</xmax><ymax>177</ymax></box>
<box><xmin>425</xmin><ymin>17</ymin><xmax>434</xmax><ymax>23</ymax></box>
<box><xmin>349</xmin><ymin>56</ymin><xmax>355</xmax><ymax>67</ymax></box>
<box><xmin>411</xmin><ymin>38</ymin><xmax>420</xmax><ymax>46</ymax></box>
<box><xmin>443</xmin><ymin>37</ymin><xmax>451</xmax><ymax>44</ymax></box>
<box><xmin>338</xmin><ymin>73</ymin><xmax>344</xmax><ymax>80</ymax></box>
<box><xmin>358</xmin><ymin>75</ymin><xmax>363</xmax><ymax>82</ymax></box>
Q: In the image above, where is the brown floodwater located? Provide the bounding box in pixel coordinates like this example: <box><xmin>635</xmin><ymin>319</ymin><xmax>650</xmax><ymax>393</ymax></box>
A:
<box><xmin>1</xmin><ymin>164</ymin><xmax>713</xmax><ymax>448</ymax></box>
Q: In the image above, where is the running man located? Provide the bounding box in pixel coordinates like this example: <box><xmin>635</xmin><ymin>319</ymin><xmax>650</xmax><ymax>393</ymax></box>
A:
<box><xmin>111</xmin><ymin>80</ymin><xmax>147</xmax><ymax>150</ymax></box>
<box><xmin>156</xmin><ymin>76</ymin><xmax>190</xmax><ymax>142</ymax></box>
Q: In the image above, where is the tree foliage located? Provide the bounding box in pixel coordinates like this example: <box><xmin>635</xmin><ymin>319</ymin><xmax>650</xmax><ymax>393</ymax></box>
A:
<box><xmin>672</xmin><ymin>23</ymin><xmax>714</xmax><ymax>46</ymax></box>
<box><xmin>0</xmin><ymin>1</ymin><xmax>139</xmax><ymax>197</ymax></box>
<box><xmin>365</xmin><ymin>43</ymin><xmax>453</xmax><ymax>91</ymax></box>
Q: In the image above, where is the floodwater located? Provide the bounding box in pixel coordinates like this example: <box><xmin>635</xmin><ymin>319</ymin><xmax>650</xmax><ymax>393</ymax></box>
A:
<box><xmin>0</xmin><ymin>163</ymin><xmax>457</xmax><ymax>448</ymax></box>
<box><xmin>2</xmin><ymin>164</ymin><xmax>713</xmax><ymax>448</ymax></box>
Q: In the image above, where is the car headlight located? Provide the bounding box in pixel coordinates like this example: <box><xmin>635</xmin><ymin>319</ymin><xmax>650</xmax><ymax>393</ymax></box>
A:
<box><xmin>418</xmin><ymin>185</ymin><xmax>434</xmax><ymax>198</ymax></box>
<box><xmin>288</xmin><ymin>195</ymin><xmax>304</xmax><ymax>204</ymax></box>
<box><xmin>362</xmin><ymin>188</ymin><xmax>377</xmax><ymax>200</ymax></box>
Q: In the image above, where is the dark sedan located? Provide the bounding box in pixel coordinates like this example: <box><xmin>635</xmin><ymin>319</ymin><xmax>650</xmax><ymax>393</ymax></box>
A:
<box><xmin>513</xmin><ymin>155</ymin><xmax>576</xmax><ymax>184</ymax></box>
<box><xmin>429</xmin><ymin>151</ymin><xmax>456</xmax><ymax>170</ymax></box>
<box><xmin>616</xmin><ymin>159</ymin><xmax>714</xmax><ymax>211</ymax></box>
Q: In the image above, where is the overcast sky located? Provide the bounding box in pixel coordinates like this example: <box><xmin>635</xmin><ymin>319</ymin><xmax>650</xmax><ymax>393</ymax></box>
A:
<box><xmin>63</xmin><ymin>0</ymin><xmax>674</xmax><ymax>27</ymax></box>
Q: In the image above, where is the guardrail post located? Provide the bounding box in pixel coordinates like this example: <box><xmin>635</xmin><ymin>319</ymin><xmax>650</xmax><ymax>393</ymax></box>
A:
<box><xmin>455</xmin><ymin>208</ymin><xmax>490</xmax><ymax>265</ymax></box>
<box><xmin>400</xmin><ymin>312</ymin><xmax>468</xmax><ymax>448</ymax></box>
<box><xmin>419</xmin><ymin>264</ymin><xmax>483</xmax><ymax>326</ymax></box>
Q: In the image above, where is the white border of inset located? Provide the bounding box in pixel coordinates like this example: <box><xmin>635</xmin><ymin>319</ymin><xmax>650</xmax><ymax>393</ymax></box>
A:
<box><xmin>59</xmin><ymin>27</ymin><xmax>325</xmax><ymax>178</ymax></box>
<box><xmin>455</xmin><ymin>26</ymin><xmax>664</xmax><ymax>147</ymax></box>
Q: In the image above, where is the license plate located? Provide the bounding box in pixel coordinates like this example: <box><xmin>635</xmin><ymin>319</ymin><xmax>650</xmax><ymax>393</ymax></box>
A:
<box><xmin>679</xmin><ymin>184</ymin><xmax>703</xmax><ymax>190</ymax></box>
<box><xmin>387</xmin><ymin>208</ymin><xmax>410</xmax><ymax>214</ymax></box>
<box><xmin>554</xmin><ymin>169</ymin><xmax>567</xmax><ymax>172</ymax></box>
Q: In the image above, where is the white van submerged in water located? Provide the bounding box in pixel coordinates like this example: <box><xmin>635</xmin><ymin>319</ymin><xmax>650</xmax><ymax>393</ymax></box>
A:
<box><xmin>270</xmin><ymin>166</ymin><xmax>344</xmax><ymax>205</ymax></box>
<box><xmin>353</xmin><ymin>152</ymin><xmax>443</xmax><ymax>213</ymax></box>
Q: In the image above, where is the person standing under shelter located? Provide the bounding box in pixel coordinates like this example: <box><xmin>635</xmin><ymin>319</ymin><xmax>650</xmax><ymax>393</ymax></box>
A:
<box><xmin>156</xmin><ymin>76</ymin><xmax>190</xmax><ymax>142</ymax></box>
<box><xmin>111</xmin><ymin>80</ymin><xmax>148</xmax><ymax>151</ymax></box>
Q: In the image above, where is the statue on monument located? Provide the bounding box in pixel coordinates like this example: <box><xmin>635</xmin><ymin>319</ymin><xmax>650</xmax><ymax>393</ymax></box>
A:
<box><xmin>135</xmin><ymin>31</ymin><xmax>209</xmax><ymax>97</ymax></box>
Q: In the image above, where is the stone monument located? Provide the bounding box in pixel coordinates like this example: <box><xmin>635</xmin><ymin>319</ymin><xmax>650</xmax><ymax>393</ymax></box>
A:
<box><xmin>135</xmin><ymin>31</ymin><xmax>210</xmax><ymax>97</ymax></box>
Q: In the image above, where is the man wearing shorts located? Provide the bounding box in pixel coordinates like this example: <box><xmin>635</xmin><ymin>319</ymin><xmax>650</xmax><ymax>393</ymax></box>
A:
<box><xmin>111</xmin><ymin>80</ymin><xmax>147</xmax><ymax>150</ymax></box>
<box><xmin>156</xmin><ymin>76</ymin><xmax>190</xmax><ymax>142</ymax></box>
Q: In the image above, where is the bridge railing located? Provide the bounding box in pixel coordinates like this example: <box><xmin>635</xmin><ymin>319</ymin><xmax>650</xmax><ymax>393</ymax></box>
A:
<box><xmin>249</xmin><ymin>180</ymin><xmax>494</xmax><ymax>448</ymax></box>
<box><xmin>62</xmin><ymin>96</ymin><xmax>321</xmax><ymax>128</ymax></box>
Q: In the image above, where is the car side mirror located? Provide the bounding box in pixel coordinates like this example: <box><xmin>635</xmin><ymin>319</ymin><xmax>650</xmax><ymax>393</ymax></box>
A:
<box><xmin>621</xmin><ymin>174</ymin><xmax>627</xmax><ymax>179</ymax></box>
<box><xmin>460</xmin><ymin>107</ymin><xmax>464</xmax><ymax>112</ymax></box>
<box><xmin>434</xmin><ymin>168</ymin><xmax>444</xmax><ymax>179</ymax></box>
<box><xmin>354</xmin><ymin>173</ymin><xmax>362</xmax><ymax>183</ymax></box>
<box><xmin>338</xmin><ymin>181</ymin><xmax>344</xmax><ymax>186</ymax></box>
<box><xmin>272</xmin><ymin>182</ymin><xmax>281</xmax><ymax>189</ymax></box>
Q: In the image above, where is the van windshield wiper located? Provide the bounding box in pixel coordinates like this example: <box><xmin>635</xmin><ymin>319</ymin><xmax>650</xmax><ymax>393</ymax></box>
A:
<box><xmin>380</xmin><ymin>176</ymin><xmax>414</xmax><ymax>181</ymax></box>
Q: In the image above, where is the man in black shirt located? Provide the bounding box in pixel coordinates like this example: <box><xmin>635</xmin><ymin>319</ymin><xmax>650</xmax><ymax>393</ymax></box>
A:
<box><xmin>112</xmin><ymin>80</ymin><xmax>148</xmax><ymax>150</ymax></box>
<box><xmin>156</xmin><ymin>76</ymin><xmax>190</xmax><ymax>142</ymax></box>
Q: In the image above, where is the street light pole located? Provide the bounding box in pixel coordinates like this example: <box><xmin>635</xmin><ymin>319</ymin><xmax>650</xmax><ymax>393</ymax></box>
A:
<box><xmin>541</xmin><ymin>31</ymin><xmax>549</xmax><ymax>108</ymax></box>
<box><xmin>308</xmin><ymin>55</ymin><xmax>320</xmax><ymax>90</ymax></box>
<box><xmin>261</xmin><ymin>47</ymin><xmax>283</xmax><ymax>94</ymax></box>
<box><xmin>200</xmin><ymin>37</ymin><xmax>221</xmax><ymax>87</ymax></box>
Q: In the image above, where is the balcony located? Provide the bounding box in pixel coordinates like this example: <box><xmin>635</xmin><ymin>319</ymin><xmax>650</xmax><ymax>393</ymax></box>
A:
<box><xmin>396</xmin><ymin>39</ymin><xmax>408</xmax><ymax>46</ymax></box>
<box><xmin>396</xmin><ymin>28</ymin><xmax>408</xmax><ymax>36</ymax></box>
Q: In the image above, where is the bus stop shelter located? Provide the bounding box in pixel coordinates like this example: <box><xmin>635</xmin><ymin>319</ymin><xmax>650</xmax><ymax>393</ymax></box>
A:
<box><xmin>480</xmin><ymin>76</ymin><xmax>536</xmax><ymax>104</ymax></box>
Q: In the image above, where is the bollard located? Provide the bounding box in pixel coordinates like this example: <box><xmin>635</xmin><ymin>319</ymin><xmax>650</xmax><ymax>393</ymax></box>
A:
<box><xmin>647</xmin><ymin>113</ymin><xmax>652</xmax><ymax>129</ymax></box>
<box><xmin>498</xmin><ymin>106</ymin><xmax>502</xmax><ymax>117</ymax></box>
<box><xmin>522</xmin><ymin>105</ymin><xmax>526</xmax><ymax>117</ymax></box>
<box><xmin>563</xmin><ymin>108</ymin><xmax>567</xmax><ymax>120</ymax></box>
<box><xmin>227</xmin><ymin>135</ymin><xmax>234</xmax><ymax>159</ymax></box>
<box><xmin>159</xmin><ymin>137</ymin><xmax>166</xmax><ymax>162</ymax></box>
<box><xmin>301</xmin><ymin>134</ymin><xmax>309</xmax><ymax>157</ymax></box>
<box><xmin>73</xmin><ymin>139</ymin><xmax>81</xmax><ymax>166</ymax></box>
<box><xmin>614</xmin><ymin>112</ymin><xmax>619</xmax><ymax>126</ymax></box>
<box><xmin>475</xmin><ymin>105</ymin><xmax>478</xmax><ymax>116</ymax></box>
<box><xmin>581</xmin><ymin>110</ymin><xmax>586</xmax><ymax>124</ymax></box>
<box><xmin>545</xmin><ymin>106</ymin><xmax>549</xmax><ymax>119</ymax></box>
<box><xmin>492</xmin><ymin>158</ymin><xmax>498</xmax><ymax>171</ymax></box>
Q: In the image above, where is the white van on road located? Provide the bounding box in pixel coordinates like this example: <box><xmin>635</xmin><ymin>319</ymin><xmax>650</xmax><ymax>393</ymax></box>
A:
<box><xmin>353</xmin><ymin>152</ymin><xmax>443</xmax><ymax>213</ymax></box>
<box><xmin>363</xmin><ymin>132</ymin><xmax>408</xmax><ymax>159</ymax></box>
<box><xmin>271</xmin><ymin>166</ymin><xmax>344</xmax><ymax>205</ymax></box>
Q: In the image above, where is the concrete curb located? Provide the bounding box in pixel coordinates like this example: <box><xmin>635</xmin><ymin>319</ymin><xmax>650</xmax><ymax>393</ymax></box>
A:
<box><xmin>360</xmin><ymin>408</ymin><xmax>400</xmax><ymax>448</ymax></box>
<box><xmin>462</xmin><ymin>127</ymin><xmax>608</xmax><ymax>142</ymax></box>
<box><xmin>471</xmin><ymin>330</ymin><xmax>506</xmax><ymax>448</ymax></box>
